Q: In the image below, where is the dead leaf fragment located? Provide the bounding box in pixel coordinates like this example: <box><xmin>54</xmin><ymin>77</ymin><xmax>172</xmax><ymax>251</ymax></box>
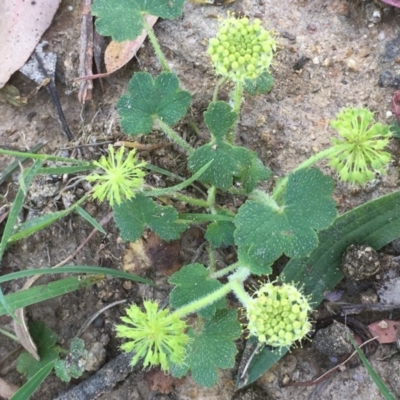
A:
<box><xmin>368</xmin><ymin>319</ymin><xmax>400</xmax><ymax>344</ymax></box>
<box><xmin>123</xmin><ymin>232</ymin><xmax>182</xmax><ymax>276</ymax></box>
<box><xmin>0</xmin><ymin>0</ymin><xmax>61</xmax><ymax>89</ymax></box>
<box><xmin>144</xmin><ymin>369</ymin><xmax>183</xmax><ymax>394</ymax></box>
<box><xmin>104</xmin><ymin>15</ymin><xmax>158</xmax><ymax>74</ymax></box>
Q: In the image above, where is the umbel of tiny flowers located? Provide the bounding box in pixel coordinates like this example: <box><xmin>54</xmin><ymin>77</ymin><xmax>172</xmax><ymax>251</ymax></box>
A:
<box><xmin>246</xmin><ymin>282</ymin><xmax>312</xmax><ymax>347</ymax></box>
<box><xmin>328</xmin><ymin>108</ymin><xmax>392</xmax><ymax>185</ymax></box>
<box><xmin>86</xmin><ymin>145</ymin><xmax>146</xmax><ymax>207</ymax></box>
<box><xmin>208</xmin><ymin>16</ymin><xmax>276</xmax><ymax>82</ymax></box>
<box><xmin>115</xmin><ymin>300</ymin><xmax>190</xmax><ymax>371</ymax></box>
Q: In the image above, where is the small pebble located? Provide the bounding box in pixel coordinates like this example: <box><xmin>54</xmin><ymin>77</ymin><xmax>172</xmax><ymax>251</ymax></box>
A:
<box><xmin>377</xmin><ymin>31</ymin><xmax>386</xmax><ymax>41</ymax></box>
<box><xmin>312</xmin><ymin>321</ymin><xmax>353</xmax><ymax>357</ymax></box>
<box><xmin>312</xmin><ymin>57</ymin><xmax>320</xmax><ymax>65</ymax></box>
<box><xmin>85</xmin><ymin>342</ymin><xmax>107</xmax><ymax>372</ymax></box>
<box><xmin>346</xmin><ymin>59</ymin><xmax>359</xmax><ymax>72</ymax></box>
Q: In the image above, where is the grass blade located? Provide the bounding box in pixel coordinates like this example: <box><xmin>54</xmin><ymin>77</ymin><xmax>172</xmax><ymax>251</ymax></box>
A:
<box><xmin>0</xmin><ymin>265</ymin><xmax>152</xmax><ymax>285</ymax></box>
<box><xmin>0</xmin><ymin>276</ymin><xmax>104</xmax><ymax>317</ymax></box>
<box><xmin>0</xmin><ymin>143</ymin><xmax>46</xmax><ymax>186</ymax></box>
<box><xmin>348</xmin><ymin>335</ymin><xmax>396</xmax><ymax>400</ymax></box>
<box><xmin>10</xmin><ymin>360</ymin><xmax>56</xmax><ymax>400</ymax></box>
<box><xmin>75</xmin><ymin>206</ymin><xmax>106</xmax><ymax>234</ymax></box>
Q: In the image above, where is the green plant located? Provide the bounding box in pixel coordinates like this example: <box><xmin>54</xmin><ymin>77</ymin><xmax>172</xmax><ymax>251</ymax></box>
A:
<box><xmin>86</xmin><ymin>0</ymin><xmax>395</xmax><ymax>388</ymax></box>
<box><xmin>0</xmin><ymin>0</ymin><xmax>397</xmax><ymax>394</ymax></box>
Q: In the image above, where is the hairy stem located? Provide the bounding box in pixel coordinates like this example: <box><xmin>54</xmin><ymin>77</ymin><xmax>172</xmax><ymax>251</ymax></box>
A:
<box><xmin>272</xmin><ymin>146</ymin><xmax>337</xmax><ymax>200</ymax></box>
<box><xmin>156</xmin><ymin>119</ymin><xmax>194</xmax><ymax>155</ymax></box>
<box><xmin>172</xmin><ymin>267</ymin><xmax>251</xmax><ymax>318</ymax></box>
<box><xmin>142</xmin><ymin>17</ymin><xmax>170</xmax><ymax>72</ymax></box>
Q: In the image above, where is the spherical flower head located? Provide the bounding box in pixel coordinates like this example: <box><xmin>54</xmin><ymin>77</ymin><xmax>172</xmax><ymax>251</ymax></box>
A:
<box><xmin>115</xmin><ymin>300</ymin><xmax>190</xmax><ymax>371</ymax></box>
<box><xmin>86</xmin><ymin>145</ymin><xmax>146</xmax><ymax>207</ymax></box>
<box><xmin>208</xmin><ymin>16</ymin><xmax>276</xmax><ymax>82</ymax></box>
<box><xmin>329</xmin><ymin>108</ymin><xmax>392</xmax><ymax>185</ymax></box>
<box><xmin>246</xmin><ymin>282</ymin><xmax>312</xmax><ymax>348</ymax></box>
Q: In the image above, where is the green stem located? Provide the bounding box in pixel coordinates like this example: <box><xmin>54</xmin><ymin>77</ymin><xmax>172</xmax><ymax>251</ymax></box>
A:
<box><xmin>213</xmin><ymin>76</ymin><xmax>228</xmax><ymax>102</ymax></box>
<box><xmin>230</xmin><ymin>279</ymin><xmax>253</xmax><ymax>307</ymax></box>
<box><xmin>207</xmin><ymin>186</ymin><xmax>217</xmax><ymax>212</ymax></box>
<box><xmin>161</xmin><ymin>193</ymin><xmax>209</xmax><ymax>208</ymax></box>
<box><xmin>211</xmin><ymin>262</ymin><xmax>240</xmax><ymax>279</ymax></box>
<box><xmin>172</xmin><ymin>267</ymin><xmax>251</xmax><ymax>318</ymax></box>
<box><xmin>156</xmin><ymin>119</ymin><xmax>194</xmax><ymax>155</ymax></box>
<box><xmin>272</xmin><ymin>146</ymin><xmax>337</xmax><ymax>200</ymax></box>
<box><xmin>142</xmin><ymin>17</ymin><xmax>170</xmax><ymax>72</ymax></box>
<box><xmin>208</xmin><ymin>246</ymin><xmax>217</xmax><ymax>274</ymax></box>
<box><xmin>0</xmin><ymin>327</ymin><xmax>18</xmax><ymax>341</ymax></box>
<box><xmin>227</xmin><ymin>80</ymin><xmax>244</xmax><ymax>143</ymax></box>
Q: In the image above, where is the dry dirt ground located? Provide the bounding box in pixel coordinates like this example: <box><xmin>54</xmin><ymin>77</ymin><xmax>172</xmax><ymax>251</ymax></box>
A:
<box><xmin>1</xmin><ymin>0</ymin><xmax>400</xmax><ymax>399</ymax></box>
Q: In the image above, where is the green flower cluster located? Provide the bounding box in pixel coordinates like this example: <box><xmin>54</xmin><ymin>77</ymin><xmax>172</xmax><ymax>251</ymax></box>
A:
<box><xmin>116</xmin><ymin>301</ymin><xmax>189</xmax><ymax>371</ymax></box>
<box><xmin>329</xmin><ymin>108</ymin><xmax>391</xmax><ymax>185</ymax></box>
<box><xmin>246</xmin><ymin>282</ymin><xmax>312</xmax><ymax>347</ymax></box>
<box><xmin>208</xmin><ymin>16</ymin><xmax>276</xmax><ymax>82</ymax></box>
<box><xmin>86</xmin><ymin>145</ymin><xmax>146</xmax><ymax>206</ymax></box>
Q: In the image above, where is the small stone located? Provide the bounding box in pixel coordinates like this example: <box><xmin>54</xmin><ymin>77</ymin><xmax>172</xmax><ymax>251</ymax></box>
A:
<box><xmin>377</xmin><ymin>31</ymin><xmax>386</xmax><ymax>41</ymax></box>
<box><xmin>322</xmin><ymin>58</ymin><xmax>332</xmax><ymax>67</ymax></box>
<box><xmin>85</xmin><ymin>342</ymin><xmax>107</xmax><ymax>372</ymax></box>
<box><xmin>360</xmin><ymin>289</ymin><xmax>378</xmax><ymax>304</ymax></box>
<box><xmin>312</xmin><ymin>57</ymin><xmax>320</xmax><ymax>65</ymax></box>
<box><xmin>122</xmin><ymin>280</ymin><xmax>133</xmax><ymax>291</ymax></box>
<box><xmin>386</xmin><ymin>111</ymin><xmax>393</xmax><ymax>118</ymax></box>
<box><xmin>378</xmin><ymin>320</ymin><xmax>389</xmax><ymax>329</ymax></box>
<box><xmin>346</xmin><ymin>59</ymin><xmax>359</xmax><ymax>72</ymax></box>
<box><xmin>312</xmin><ymin>321</ymin><xmax>353</xmax><ymax>357</ymax></box>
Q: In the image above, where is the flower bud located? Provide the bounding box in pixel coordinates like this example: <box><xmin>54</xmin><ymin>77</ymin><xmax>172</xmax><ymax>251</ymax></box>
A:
<box><xmin>246</xmin><ymin>282</ymin><xmax>312</xmax><ymax>347</ymax></box>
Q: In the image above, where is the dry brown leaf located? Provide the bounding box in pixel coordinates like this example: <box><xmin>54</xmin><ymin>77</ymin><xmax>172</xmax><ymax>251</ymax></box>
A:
<box><xmin>122</xmin><ymin>232</ymin><xmax>182</xmax><ymax>276</ymax></box>
<box><xmin>0</xmin><ymin>377</ymin><xmax>19</xmax><ymax>399</ymax></box>
<box><xmin>13</xmin><ymin>275</ymin><xmax>44</xmax><ymax>361</ymax></box>
<box><xmin>0</xmin><ymin>0</ymin><xmax>61</xmax><ymax>89</ymax></box>
<box><xmin>104</xmin><ymin>15</ymin><xmax>158</xmax><ymax>74</ymax></box>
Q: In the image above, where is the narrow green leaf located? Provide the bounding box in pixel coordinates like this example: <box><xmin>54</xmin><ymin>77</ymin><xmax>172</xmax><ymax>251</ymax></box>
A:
<box><xmin>0</xmin><ymin>276</ymin><xmax>104</xmax><ymax>317</ymax></box>
<box><xmin>0</xmin><ymin>142</ymin><xmax>45</xmax><ymax>186</ymax></box>
<box><xmin>11</xmin><ymin>360</ymin><xmax>56</xmax><ymax>400</ymax></box>
<box><xmin>348</xmin><ymin>335</ymin><xmax>396</xmax><ymax>400</ymax></box>
<box><xmin>75</xmin><ymin>206</ymin><xmax>106</xmax><ymax>234</ymax></box>
<box><xmin>238</xmin><ymin>189</ymin><xmax>400</xmax><ymax>389</ymax></box>
<box><xmin>0</xmin><ymin>265</ymin><xmax>152</xmax><ymax>285</ymax></box>
<box><xmin>36</xmin><ymin>165</ymin><xmax>96</xmax><ymax>175</ymax></box>
<box><xmin>0</xmin><ymin>148</ymin><xmax>91</xmax><ymax>166</ymax></box>
<box><xmin>144</xmin><ymin>160</ymin><xmax>213</xmax><ymax>196</ymax></box>
<box><xmin>0</xmin><ymin>160</ymin><xmax>43</xmax><ymax>319</ymax></box>
<box><xmin>8</xmin><ymin>210</ymin><xmax>70</xmax><ymax>244</ymax></box>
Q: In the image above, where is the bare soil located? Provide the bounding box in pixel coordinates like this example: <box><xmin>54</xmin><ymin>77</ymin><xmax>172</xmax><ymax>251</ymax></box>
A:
<box><xmin>1</xmin><ymin>0</ymin><xmax>400</xmax><ymax>399</ymax></box>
